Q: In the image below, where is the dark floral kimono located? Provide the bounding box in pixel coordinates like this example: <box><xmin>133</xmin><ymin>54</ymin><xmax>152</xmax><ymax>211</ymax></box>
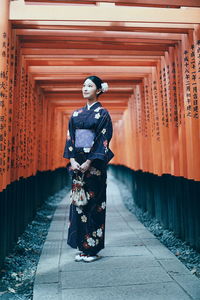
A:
<box><xmin>63</xmin><ymin>101</ymin><xmax>114</xmax><ymax>255</ymax></box>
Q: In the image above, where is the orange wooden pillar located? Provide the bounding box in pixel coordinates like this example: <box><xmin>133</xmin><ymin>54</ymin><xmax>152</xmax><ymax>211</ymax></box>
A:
<box><xmin>141</xmin><ymin>76</ymin><xmax>153</xmax><ymax>173</ymax></box>
<box><xmin>0</xmin><ymin>0</ymin><xmax>10</xmax><ymax>191</ymax></box>
<box><xmin>174</xmin><ymin>41</ymin><xmax>187</xmax><ymax>179</ymax></box>
<box><xmin>149</xmin><ymin>68</ymin><xmax>162</xmax><ymax>176</ymax></box>
<box><xmin>111</xmin><ymin>26</ymin><xmax>200</xmax><ymax>181</ymax></box>
<box><xmin>167</xmin><ymin>47</ymin><xmax>180</xmax><ymax>177</ymax></box>
<box><xmin>181</xmin><ymin>30</ymin><xmax>200</xmax><ymax>181</ymax></box>
<box><xmin>7</xmin><ymin>28</ymin><xmax>16</xmax><ymax>186</ymax></box>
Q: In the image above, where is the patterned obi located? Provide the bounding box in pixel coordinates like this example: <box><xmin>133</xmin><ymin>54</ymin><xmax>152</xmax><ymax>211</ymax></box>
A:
<box><xmin>75</xmin><ymin>129</ymin><xmax>95</xmax><ymax>148</ymax></box>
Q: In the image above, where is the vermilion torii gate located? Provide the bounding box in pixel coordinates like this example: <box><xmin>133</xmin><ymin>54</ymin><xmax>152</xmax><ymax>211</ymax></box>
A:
<box><xmin>0</xmin><ymin>0</ymin><xmax>200</xmax><ymax>192</ymax></box>
<box><xmin>0</xmin><ymin>0</ymin><xmax>200</xmax><ymax>263</ymax></box>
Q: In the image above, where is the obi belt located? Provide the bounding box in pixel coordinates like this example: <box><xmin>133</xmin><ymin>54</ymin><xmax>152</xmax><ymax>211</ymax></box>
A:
<box><xmin>75</xmin><ymin>129</ymin><xmax>95</xmax><ymax>148</ymax></box>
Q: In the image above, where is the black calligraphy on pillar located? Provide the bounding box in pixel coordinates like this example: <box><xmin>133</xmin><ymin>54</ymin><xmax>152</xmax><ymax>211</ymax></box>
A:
<box><xmin>136</xmin><ymin>87</ymin><xmax>142</xmax><ymax>134</ymax></box>
<box><xmin>183</xmin><ymin>50</ymin><xmax>191</xmax><ymax>118</ymax></box>
<box><xmin>159</xmin><ymin>69</ymin><xmax>165</xmax><ymax>127</ymax></box>
<box><xmin>152</xmin><ymin>80</ymin><xmax>160</xmax><ymax>141</ymax></box>
<box><xmin>166</xmin><ymin>64</ymin><xmax>172</xmax><ymax>125</ymax></box>
<box><xmin>163</xmin><ymin>66</ymin><xmax>169</xmax><ymax>127</ymax></box>
<box><xmin>190</xmin><ymin>43</ymin><xmax>199</xmax><ymax>119</ymax></box>
<box><xmin>144</xmin><ymin>84</ymin><xmax>150</xmax><ymax>138</ymax></box>
<box><xmin>172</xmin><ymin>62</ymin><xmax>179</xmax><ymax>127</ymax></box>
<box><xmin>141</xmin><ymin>85</ymin><xmax>147</xmax><ymax>137</ymax></box>
<box><xmin>0</xmin><ymin>31</ymin><xmax>8</xmax><ymax>175</ymax></box>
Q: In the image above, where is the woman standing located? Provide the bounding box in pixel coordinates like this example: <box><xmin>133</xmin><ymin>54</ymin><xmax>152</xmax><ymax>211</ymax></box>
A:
<box><xmin>63</xmin><ymin>75</ymin><xmax>114</xmax><ymax>262</ymax></box>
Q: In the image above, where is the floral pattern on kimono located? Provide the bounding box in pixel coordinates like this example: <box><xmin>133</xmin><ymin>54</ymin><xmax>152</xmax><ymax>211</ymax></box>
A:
<box><xmin>63</xmin><ymin>101</ymin><xmax>114</xmax><ymax>164</ymax></box>
<box><xmin>63</xmin><ymin>101</ymin><xmax>114</xmax><ymax>255</ymax></box>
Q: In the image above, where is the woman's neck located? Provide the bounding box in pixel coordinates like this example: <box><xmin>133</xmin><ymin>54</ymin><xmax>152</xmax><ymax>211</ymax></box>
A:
<box><xmin>87</xmin><ymin>99</ymin><xmax>98</xmax><ymax>105</ymax></box>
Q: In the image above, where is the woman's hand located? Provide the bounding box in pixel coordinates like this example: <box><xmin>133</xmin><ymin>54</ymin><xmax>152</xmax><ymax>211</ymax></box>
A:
<box><xmin>80</xmin><ymin>160</ymin><xmax>92</xmax><ymax>173</ymax></box>
<box><xmin>70</xmin><ymin>158</ymin><xmax>81</xmax><ymax>172</ymax></box>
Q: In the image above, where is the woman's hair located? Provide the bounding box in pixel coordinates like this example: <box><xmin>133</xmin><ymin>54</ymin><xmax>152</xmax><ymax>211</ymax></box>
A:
<box><xmin>84</xmin><ymin>75</ymin><xmax>108</xmax><ymax>97</ymax></box>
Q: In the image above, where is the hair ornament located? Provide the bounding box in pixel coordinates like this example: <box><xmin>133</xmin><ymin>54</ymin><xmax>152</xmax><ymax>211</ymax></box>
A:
<box><xmin>101</xmin><ymin>82</ymin><xmax>109</xmax><ymax>93</ymax></box>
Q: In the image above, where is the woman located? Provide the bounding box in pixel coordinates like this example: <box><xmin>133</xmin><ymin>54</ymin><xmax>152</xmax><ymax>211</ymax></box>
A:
<box><xmin>63</xmin><ymin>75</ymin><xmax>114</xmax><ymax>262</ymax></box>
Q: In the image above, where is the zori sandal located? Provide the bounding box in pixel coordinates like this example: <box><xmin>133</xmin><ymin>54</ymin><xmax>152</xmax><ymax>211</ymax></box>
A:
<box><xmin>83</xmin><ymin>255</ymin><xmax>101</xmax><ymax>263</ymax></box>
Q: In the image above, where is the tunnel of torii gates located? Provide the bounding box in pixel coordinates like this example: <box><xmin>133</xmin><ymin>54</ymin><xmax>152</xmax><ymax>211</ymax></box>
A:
<box><xmin>0</xmin><ymin>0</ymin><xmax>200</xmax><ymax>263</ymax></box>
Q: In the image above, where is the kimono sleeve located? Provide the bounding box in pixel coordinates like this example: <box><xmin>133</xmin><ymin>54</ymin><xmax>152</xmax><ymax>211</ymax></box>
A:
<box><xmin>87</xmin><ymin>110</ymin><xmax>114</xmax><ymax>163</ymax></box>
<box><xmin>63</xmin><ymin>115</ymin><xmax>76</xmax><ymax>159</ymax></box>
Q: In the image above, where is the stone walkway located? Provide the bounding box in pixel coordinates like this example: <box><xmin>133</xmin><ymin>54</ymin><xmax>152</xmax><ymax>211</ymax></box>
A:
<box><xmin>33</xmin><ymin>173</ymin><xmax>200</xmax><ymax>300</ymax></box>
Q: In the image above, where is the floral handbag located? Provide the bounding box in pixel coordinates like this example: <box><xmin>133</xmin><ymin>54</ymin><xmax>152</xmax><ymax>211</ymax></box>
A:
<box><xmin>69</xmin><ymin>173</ymin><xmax>90</xmax><ymax>207</ymax></box>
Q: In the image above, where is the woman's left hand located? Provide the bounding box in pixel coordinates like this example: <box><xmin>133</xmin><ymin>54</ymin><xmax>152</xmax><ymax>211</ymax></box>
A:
<box><xmin>80</xmin><ymin>160</ymin><xmax>91</xmax><ymax>173</ymax></box>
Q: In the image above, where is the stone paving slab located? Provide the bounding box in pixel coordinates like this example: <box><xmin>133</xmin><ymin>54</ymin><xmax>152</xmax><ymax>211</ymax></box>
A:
<box><xmin>61</xmin><ymin>266</ymin><xmax>172</xmax><ymax>289</ymax></box>
<box><xmin>34</xmin><ymin>270</ymin><xmax>59</xmax><ymax>285</ymax></box>
<box><xmin>46</xmin><ymin>231</ymin><xmax>64</xmax><ymax>240</ymax></box>
<box><xmin>100</xmin><ymin>245</ymin><xmax>153</xmax><ymax>257</ymax></box>
<box><xmin>60</xmin><ymin>255</ymin><xmax>160</xmax><ymax>272</ymax></box>
<box><xmin>39</xmin><ymin>240</ymin><xmax>62</xmax><ymax>256</ymax></box>
<box><xmin>33</xmin><ymin>283</ymin><xmax>59</xmax><ymax>300</ymax></box>
<box><xmin>158</xmin><ymin>258</ymin><xmax>193</xmax><ymax>275</ymax></box>
<box><xmin>33</xmin><ymin>173</ymin><xmax>200</xmax><ymax>300</ymax></box>
<box><xmin>105</xmin><ymin>236</ymin><xmax>144</xmax><ymax>247</ymax></box>
<box><xmin>61</xmin><ymin>282</ymin><xmax>193</xmax><ymax>300</ymax></box>
<box><xmin>171</xmin><ymin>274</ymin><xmax>200</xmax><ymax>300</ymax></box>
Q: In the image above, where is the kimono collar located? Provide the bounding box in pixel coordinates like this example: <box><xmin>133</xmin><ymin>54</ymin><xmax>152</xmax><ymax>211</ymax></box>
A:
<box><xmin>87</xmin><ymin>101</ymin><xmax>98</xmax><ymax>110</ymax></box>
<box><xmin>85</xmin><ymin>101</ymin><xmax>102</xmax><ymax>111</ymax></box>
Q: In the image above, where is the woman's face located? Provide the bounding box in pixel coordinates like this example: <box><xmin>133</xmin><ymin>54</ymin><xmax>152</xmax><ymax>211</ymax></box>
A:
<box><xmin>82</xmin><ymin>78</ymin><xmax>100</xmax><ymax>100</ymax></box>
